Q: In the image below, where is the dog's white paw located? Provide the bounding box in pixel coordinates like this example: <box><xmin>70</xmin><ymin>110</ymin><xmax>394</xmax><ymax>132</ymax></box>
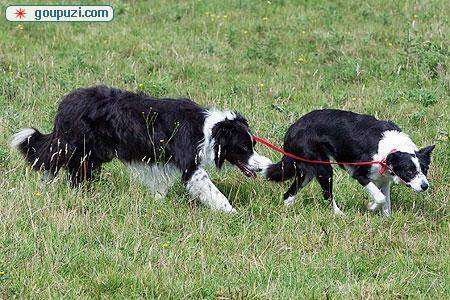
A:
<box><xmin>226</xmin><ymin>206</ymin><xmax>237</xmax><ymax>214</ymax></box>
<box><xmin>284</xmin><ymin>196</ymin><xmax>296</xmax><ymax>207</ymax></box>
<box><xmin>332</xmin><ymin>206</ymin><xmax>345</xmax><ymax>216</ymax></box>
<box><xmin>220</xmin><ymin>203</ymin><xmax>237</xmax><ymax>213</ymax></box>
<box><xmin>333</xmin><ymin>209</ymin><xmax>345</xmax><ymax>217</ymax></box>
<box><xmin>367</xmin><ymin>201</ymin><xmax>382</xmax><ymax>212</ymax></box>
<box><xmin>153</xmin><ymin>192</ymin><xmax>166</xmax><ymax>201</ymax></box>
<box><xmin>332</xmin><ymin>199</ymin><xmax>345</xmax><ymax>216</ymax></box>
<box><xmin>382</xmin><ymin>205</ymin><xmax>391</xmax><ymax>217</ymax></box>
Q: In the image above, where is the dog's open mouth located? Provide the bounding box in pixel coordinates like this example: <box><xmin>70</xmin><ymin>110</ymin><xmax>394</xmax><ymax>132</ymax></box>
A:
<box><xmin>236</xmin><ymin>161</ymin><xmax>256</xmax><ymax>178</ymax></box>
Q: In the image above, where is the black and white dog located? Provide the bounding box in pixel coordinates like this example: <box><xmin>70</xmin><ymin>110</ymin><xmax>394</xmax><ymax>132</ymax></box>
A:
<box><xmin>10</xmin><ymin>85</ymin><xmax>271</xmax><ymax>212</ymax></box>
<box><xmin>264</xmin><ymin>109</ymin><xmax>434</xmax><ymax>216</ymax></box>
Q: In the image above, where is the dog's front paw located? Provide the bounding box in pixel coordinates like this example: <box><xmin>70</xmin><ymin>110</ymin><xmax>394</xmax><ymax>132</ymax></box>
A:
<box><xmin>227</xmin><ymin>207</ymin><xmax>237</xmax><ymax>214</ymax></box>
<box><xmin>220</xmin><ymin>203</ymin><xmax>237</xmax><ymax>213</ymax></box>
<box><xmin>367</xmin><ymin>201</ymin><xmax>382</xmax><ymax>212</ymax></box>
<box><xmin>153</xmin><ymin>192</ymin><xmax>166</xmax><ymax>201</ymax></box>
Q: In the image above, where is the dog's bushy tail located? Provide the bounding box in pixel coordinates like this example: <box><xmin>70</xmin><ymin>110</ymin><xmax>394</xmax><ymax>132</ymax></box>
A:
<box><xmin>264</xmin><ymin>156</ymin><xmax>297</xmax><ymax>182</ymax></box>
<box><xmin>10</xmin><ymin>128</ymin><xmax>68</xmax><ymax>174</ymax></box>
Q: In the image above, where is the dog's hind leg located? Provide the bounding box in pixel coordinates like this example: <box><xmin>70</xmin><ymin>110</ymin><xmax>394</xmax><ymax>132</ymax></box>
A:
<box><xmin>67</xmin><ymin>155</ymin><xmax>102</xmax><ymax>187</ymax></box>
<box><xmin>316</xmin><ymin>165</ymin><xmax>344</xmax><ymax>216</ymax></box>
<box><xmin>283</xmin><ymin>171</ymin><xmax>313</xmax><ymax>207</ymax></box>
<box><xmin>41</xmin><ymin>170</ymin><xmax>55</xmax><ymax>184</ymax></box>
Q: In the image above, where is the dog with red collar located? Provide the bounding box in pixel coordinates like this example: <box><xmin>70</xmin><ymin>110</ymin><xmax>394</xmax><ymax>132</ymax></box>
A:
<box><xmin>262</xmin><ymin>109</ymin><xmax>435</xmax><ymax>216</ymax></box>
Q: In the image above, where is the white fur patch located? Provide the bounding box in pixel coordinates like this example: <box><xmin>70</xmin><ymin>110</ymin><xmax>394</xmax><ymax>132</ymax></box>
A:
<box><xmin>331</xmin><ymin>199</ymin><xmax>344</xmax><ymax>216</ymax></box>
<box><xmin>378</xmin><ymin>130</ymin><xmax>418</xmax><ymax>155</ymax></box>
<box><xmin>411</xmin><ymin>156</ymin><xmax>420</xmax><ymax>170</ymax></box>
<box><xmin>10</xmin><ymin>128</ymin><xmax>36</xmax><ymax>150</ymax></box>
<box><xmin>365</xmin><ymin>182</ymin><xmax>386</xmax><ymax>212</ymax></box>
<box><xmin>248</xmin><ymin>151</ymin><xmax>272</xmax><ymax>171</ymax></box>
<box><xmin>409</xmin><ymin>174</ymin><xmax>428</xmax><ymax>192</ymax></box>
<box><xmin>198</xmin><ymin>110</ymin><xmax>237</xmax><ymax>166</ymax></box>
<box><xmin>186</xmin><ymin>168</ymin><xmax>236</xmax><ymax>213</ymax></box>
<box><xmin>284</xmin><ymin>195</ymin><xmax>296</xmax><ymax>207</ymax></box>
<box><xmin>127</xmin><ymin>162</ymin><xmax>180</xmax><ymax>200</ymax></box>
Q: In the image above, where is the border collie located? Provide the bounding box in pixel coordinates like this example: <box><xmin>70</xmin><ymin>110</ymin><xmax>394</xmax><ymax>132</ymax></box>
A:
<box><xmin>10</xmin><ymin>85</ymin><xmax>271</xmax><ymax>213</ymax></box>
<box><xmin>264</xmin><ymin>109</ymin><xmax>434</xmax><ymax>216</ymax></box>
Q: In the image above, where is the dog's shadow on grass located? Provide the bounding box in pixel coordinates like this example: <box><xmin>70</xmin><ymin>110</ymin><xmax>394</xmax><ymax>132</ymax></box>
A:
<box><xmin>346</xmin><ymin>189</ymin><xmax>437</xmax><ymax>217</ymax></box>
<box><xmin>217</xmin><ymin>177</ymin><xmax>319</xmax><ymax>209</ymax></box>
<box><xmin>215</xmin><ymin>179</ymin><xmax>261</xmax><ymax>208</ymax></box>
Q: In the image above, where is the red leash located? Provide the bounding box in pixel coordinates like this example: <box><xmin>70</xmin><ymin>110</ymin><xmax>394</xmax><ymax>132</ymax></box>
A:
<box><xmin>253</xmin><ymin>136</ymin><xmax>390</xmax><ymax>174</ymax></box>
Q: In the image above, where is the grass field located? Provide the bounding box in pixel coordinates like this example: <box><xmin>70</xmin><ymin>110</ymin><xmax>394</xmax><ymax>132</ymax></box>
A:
<box><xmin>1</xmin><ymin>0</ymin><xmax>449</xmax><ymax>298</ymax></box>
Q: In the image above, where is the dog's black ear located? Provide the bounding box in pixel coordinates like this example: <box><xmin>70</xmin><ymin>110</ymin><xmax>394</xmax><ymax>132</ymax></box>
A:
<box><xmin>211</xmin><ymin>122</ymin><xmax>233</xmax><ymax>169</ymax></box>
<box><xmin>416</xmin><ymin>145</ymin><xmax>435</xmax><ymax>176</ymax></box>
<box><xmin>418</xmin><ymin>145</ymin><xmax>435</xmax><ymax>159</ymax></box>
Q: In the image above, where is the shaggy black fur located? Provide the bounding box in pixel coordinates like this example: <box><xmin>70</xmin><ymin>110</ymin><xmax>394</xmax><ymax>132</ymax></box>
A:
<box><xmin>12</xmin><ymin>85</ymin><xmax>257</xmax><ymax>186</ymax></box>
<box><xmin>265</xmin><ymin>109</ymin><xmax>434</xmax><ymax>206</ymax></box>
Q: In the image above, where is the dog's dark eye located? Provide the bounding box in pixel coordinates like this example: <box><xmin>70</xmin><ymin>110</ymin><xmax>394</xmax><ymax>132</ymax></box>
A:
<box><xmin>408</xmin><ymin>167</ymin><xmax>416</xmax><ymax>175</ymax></box>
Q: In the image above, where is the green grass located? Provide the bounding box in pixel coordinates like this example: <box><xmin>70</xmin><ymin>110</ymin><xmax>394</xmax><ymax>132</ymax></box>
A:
<box><xmin>1</xmin><ymin>0</ymin><xmax>449</xmax><ymax>298</ymax></box>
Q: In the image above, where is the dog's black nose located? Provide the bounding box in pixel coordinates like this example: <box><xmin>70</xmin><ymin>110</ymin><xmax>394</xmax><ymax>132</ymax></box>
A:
<box><xmin>421</xmin><ymin>182</ymin><xmax>429</xmax><ymax>191</ymax></box>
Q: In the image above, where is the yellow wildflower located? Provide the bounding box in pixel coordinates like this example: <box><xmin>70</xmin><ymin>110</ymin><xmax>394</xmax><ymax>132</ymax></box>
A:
<box><xmin>295</xmin><ymin>56</ymin><xmax>307</xmax><ymax>64</ymax></box>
